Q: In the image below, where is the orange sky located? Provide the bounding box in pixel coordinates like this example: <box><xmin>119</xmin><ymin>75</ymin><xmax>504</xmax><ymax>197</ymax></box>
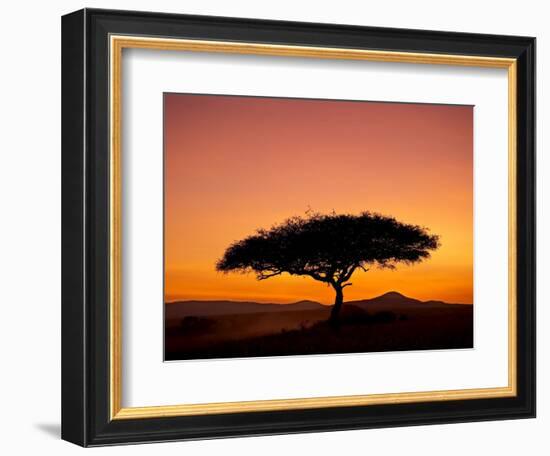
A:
<box><xmin>164</xmin><ymin>94</ymin><xmax>473</xmax><ymax>305</ymax></box>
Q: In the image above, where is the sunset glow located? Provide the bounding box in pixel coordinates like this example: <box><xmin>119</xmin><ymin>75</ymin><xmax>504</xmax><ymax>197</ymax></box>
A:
<box><xmin>164</xmin><ymin>94</ymin><xmax>473</xmax><ymax>305</ymax></box>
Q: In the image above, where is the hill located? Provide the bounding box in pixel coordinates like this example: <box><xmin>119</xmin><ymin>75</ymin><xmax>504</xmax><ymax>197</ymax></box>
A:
<box><xmin>165</xmin><ymin>291</ymin><xmax>473</xmax><ymax>360</ymax></box>
<box><xmin>165</xmin><ymin>299</ymin><xmax>323</xmax><ymax>324</ymax></box>
<box><xmin>166</xmin><ymin>291</ymin><xmax>470</xmax><ymax>323</ymax></box>
<box><xmin>348</xmin><ymin>291</ymin><xmax>470</xmax><ymax>310</ymax></box>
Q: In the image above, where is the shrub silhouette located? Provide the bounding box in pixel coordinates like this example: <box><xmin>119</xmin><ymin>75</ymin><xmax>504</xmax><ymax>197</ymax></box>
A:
<box><xmin>217</xmin><ymin>211</ymin><xmax>440</xmax><ymax>325</ymax></box>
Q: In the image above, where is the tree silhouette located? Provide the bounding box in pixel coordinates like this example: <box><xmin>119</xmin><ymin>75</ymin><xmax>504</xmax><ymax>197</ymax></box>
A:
<box><xmin>216</xmin><ymin>211</ymin><xmax>440</xmax><ymax>325</ymax></box>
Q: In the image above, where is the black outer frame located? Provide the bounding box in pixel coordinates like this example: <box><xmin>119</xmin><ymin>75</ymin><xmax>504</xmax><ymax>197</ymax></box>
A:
<box><xmin>61</xmin><ymin>8</ymin><xmax>536</xmax><ymax>447</ymax></box>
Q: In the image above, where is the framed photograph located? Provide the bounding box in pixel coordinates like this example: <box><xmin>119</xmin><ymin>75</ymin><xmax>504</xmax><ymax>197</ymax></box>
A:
<box><xmin>61</xmin><ymin>8</ymin><xmax>535</xmax><ymax>446</ymax></box>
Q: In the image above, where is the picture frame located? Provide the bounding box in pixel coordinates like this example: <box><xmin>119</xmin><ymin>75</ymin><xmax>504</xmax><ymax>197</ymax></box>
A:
<box><xmin>61</xmin><ymin>8</ymin><xmax>535</xmax><ymax>447</ymax></box>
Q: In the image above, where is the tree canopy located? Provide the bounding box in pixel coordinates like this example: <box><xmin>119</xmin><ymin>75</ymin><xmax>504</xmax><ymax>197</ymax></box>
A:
<box><xmin>216</xmin><ymin>211</ymin><xmax>440</xmax><ymax>323</ymax></box>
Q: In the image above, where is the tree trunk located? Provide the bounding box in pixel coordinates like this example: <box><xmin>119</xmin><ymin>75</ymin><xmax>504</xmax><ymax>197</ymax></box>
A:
<box><xmin>329</xmin><ymin>285</ymin><xmax>344</xmax><ymax>326</ymax></box>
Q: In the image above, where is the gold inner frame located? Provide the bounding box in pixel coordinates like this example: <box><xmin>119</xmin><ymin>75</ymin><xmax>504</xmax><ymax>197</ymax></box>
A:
<box><xmin>109</xmin><ymin>35</ymin><xmax>517</xmax><ymax>420</ymax></box>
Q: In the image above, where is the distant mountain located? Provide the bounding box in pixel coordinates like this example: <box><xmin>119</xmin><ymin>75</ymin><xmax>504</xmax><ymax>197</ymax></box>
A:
<box><xmin>165</xmin><ymin>299</ymin><xmax>324</xmax><ymax>321</ymax></box>
<box><xmin>347</xmin><ymin>291</ymin><xmax>471</xmax><ymax>311</ymax></box>
<box><xmin>165</xmin><ymin>291</ymin><xmax>470</xmax><ymax>322</ymax></box>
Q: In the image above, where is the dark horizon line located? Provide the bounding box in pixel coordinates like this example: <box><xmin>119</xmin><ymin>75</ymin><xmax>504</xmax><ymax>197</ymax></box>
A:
<box><xmin>165</xmin><ymin>290</ymin><xmax>473</xmax><ymax>306</ymax></box>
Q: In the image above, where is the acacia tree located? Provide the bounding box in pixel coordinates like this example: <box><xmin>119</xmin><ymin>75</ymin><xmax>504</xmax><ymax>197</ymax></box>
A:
<box><xmin>216</xmin><ymin>211</ymin><xmax>440</xmax><ymax>325</ymax></box>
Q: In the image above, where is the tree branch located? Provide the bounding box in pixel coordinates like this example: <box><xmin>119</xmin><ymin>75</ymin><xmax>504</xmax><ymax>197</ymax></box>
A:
<box><xmin>339</xmin><ymin>265</ymin><xmax>357</xmax><ymax>283</ymax></box>
<box><xmin>305</xmin><ymin>271</ymin><xmax>332</xmax><ymax>283</ymax></box>
<box><xmin>257</xmin><ymin>270</ymin><xmax>282</xmax><ymax>280</ymax></box>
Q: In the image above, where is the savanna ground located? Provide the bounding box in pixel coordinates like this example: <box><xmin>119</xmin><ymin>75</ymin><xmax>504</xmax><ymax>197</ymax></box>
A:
<box><xmin>165</xmin><ymin>298</ymin><xmax>473</xmax><ymax>360</ymax></box>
